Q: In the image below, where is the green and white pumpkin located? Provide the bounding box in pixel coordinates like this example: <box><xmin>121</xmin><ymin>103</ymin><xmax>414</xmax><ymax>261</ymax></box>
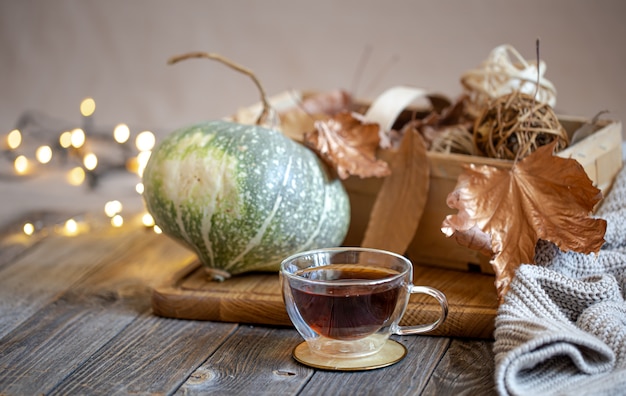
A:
<box><xmin>142</xmin><ymin>120</ymin><xmax>350</xmax><ymax>279</ymax></box>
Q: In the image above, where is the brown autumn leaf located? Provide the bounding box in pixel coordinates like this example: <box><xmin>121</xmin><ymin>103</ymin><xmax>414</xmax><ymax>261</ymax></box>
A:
<box><xmin>361</xmin><ymin>128</ymin><xmax>430</xmax><ymax>254</ymax></box>
<box><xmin>279</xmin><ymin>90</ymin><xmax>353</xmax><ymax>142</ymax></box>
<box><xmin>441</xmin><ymin>141</ymin><xmax>606</xmax><ymax>301</ymax></box>
<box><xmin>304</xmin><ymin>110</ymin><xmax>391</xmax><ymax>179</ymax></box>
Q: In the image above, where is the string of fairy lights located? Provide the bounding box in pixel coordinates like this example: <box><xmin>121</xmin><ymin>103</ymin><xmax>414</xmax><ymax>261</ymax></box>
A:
<box><xmin>2</xmin><ymin>97</ymin><xmax>162</xmax><ymax>237</ymax></box>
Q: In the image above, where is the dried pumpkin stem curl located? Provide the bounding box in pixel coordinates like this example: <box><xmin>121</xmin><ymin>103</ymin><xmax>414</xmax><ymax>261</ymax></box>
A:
<box><xmin>168</xmin><ymin>51</ymin><xmax>275</xmax><ymax>127</ymax></box>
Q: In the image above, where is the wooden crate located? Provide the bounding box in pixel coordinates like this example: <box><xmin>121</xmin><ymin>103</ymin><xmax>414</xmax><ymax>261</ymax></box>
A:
<box><xmin>342</xmin><ymin>117</ymin><xmax>622</xmax><ymax>274</ymax></box>
<box><xmin>237</xmin><ymin>90</ymin><xmax>624</xmax><ymax>274</ymax></box>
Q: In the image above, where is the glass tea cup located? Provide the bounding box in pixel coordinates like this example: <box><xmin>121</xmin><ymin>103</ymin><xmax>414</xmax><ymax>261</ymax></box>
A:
<box><xmin>280</xmin><ymin>247</ymin><xmax>448</xmax><ymax>359</ymax></box>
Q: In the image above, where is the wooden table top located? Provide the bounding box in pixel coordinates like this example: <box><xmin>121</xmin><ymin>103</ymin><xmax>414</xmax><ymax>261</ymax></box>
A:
<box><xmin>0</xmin><ymin>211</ymin><xmax>497</xmax><ymax>395</ymax></box>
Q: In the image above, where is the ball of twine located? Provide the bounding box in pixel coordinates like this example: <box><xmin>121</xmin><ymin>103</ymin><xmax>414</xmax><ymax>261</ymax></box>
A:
<box><xmin>461</xmin><ymin>44</ymin><xmax>557</xmax><ymax>119</ymax></box>
<box><xmin>473</xmin><ymin>91</ymin><xmax>569</xmax><ymax>160</ymax></box>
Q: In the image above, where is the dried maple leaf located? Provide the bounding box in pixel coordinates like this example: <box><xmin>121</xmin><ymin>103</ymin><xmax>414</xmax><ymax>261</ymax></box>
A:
<box><xmin>279</xmin><ymin>90</ymin><xmax>353</xmax><ymax>142</ymax></box>
<box><xmin>441</xmin><ymin>141</ymin><xmax>606</xmax><ymax>301</ymax></box>
<box><xmin>304</xmin><ymin>110</ymin><xmax>390</xmax><ymax>179</ymax></box>
<box><xmin>361</xmin><ymin>128</ymin><xmax>429</xmax><ymax>254</ymax></box>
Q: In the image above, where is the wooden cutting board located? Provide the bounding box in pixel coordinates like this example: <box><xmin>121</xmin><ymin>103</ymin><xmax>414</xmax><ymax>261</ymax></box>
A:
<box><xmin>152</xmin><ymin>260</ymin><xmax>498</xmax><ymax>339</ymax></box>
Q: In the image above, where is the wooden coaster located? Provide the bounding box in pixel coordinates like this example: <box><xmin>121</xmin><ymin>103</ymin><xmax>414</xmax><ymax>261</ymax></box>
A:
<box><xmin>292</xmin><ymin>339</ymin><xmax>407</xmax><ymax>371</ymax></box>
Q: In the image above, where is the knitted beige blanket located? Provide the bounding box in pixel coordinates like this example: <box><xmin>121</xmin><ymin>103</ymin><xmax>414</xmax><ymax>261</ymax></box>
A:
<box><xmin>494</xmin><ymin>163</ymin><xmax>626</xmax><ymax>395</ymax></box>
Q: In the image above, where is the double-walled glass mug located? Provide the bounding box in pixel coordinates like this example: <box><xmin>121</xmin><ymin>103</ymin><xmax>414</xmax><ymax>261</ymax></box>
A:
<box><xmin>280</xmin><ymin>247</ymin><xmax>448</xmax><ymax>359</ymax></box>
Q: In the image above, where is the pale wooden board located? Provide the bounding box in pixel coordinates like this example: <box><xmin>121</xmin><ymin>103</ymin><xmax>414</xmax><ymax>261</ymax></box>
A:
<box><xmin>152</xmin><ymin>260</ymin><xmax>498</xmax><ymax>339</ymax></box>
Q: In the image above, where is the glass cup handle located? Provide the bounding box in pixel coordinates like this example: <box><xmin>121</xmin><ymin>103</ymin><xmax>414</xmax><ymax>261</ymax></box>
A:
<box><xmin>393</xmin><ymin>286</ymin><xmax>449</xmax><ymax>335</ymax></box>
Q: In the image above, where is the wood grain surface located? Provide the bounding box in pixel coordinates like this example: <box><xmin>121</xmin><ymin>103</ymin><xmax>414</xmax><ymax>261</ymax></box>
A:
<box><xmin>0</xmin><ymin>212</ymin><xmax>497</xmax><ymax>395</ymax></box>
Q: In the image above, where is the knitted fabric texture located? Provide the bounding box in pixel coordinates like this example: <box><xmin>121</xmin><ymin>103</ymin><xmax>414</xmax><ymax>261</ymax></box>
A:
<box><xmin>494</xmin><ymin>163</ymin><xmax>626</xmax><ymax>396</ymax></box>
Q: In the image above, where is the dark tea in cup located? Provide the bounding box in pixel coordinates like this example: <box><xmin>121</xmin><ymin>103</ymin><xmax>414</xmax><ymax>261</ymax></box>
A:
<box><xmin>281</xmin><ymin>247</ymin><xmax>448</xmax><ymax>358</ymax></box>
<box><xmin>291</xmin><ymin>264</ymin><xmax>401</xmax><ymax>340</ymax></box>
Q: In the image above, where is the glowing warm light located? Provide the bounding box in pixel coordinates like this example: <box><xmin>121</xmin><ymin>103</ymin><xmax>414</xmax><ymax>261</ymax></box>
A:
<box><xmin>126</xmin><ymin>157</ymin><xmax>138</xmax><ymax>174</ymax></box>
<box><xmin>136</xmin><ymin>151</ymin><xmax>151</xmax><ymax>177</ymax></box>
<box><xmin>23</xmin><ymin>223</ymin><xmax>35</xmax><ymax>236</ymax></box>
<box><xmin>59</xmin><ymin>131</ymin><xmax>72</xmax><ymax>148</ymax></box>
<box><xmin>83</xmin><ymin>153</ymin><xmax>98</xmax><ymax>170</ymax></box>
<box><xmin>65</xmin><ymin>218</ymin><xmax>78</xmax><ymax>235</ymax></box>
<box><xmin>7</xmin><ymin>129</ymin><xmax>22</xmax><ymax>149</ymax></box>
<box><xmin>142</xmin><ymin>213</ymin><xmax>155</xmax><ymax>227</ymax></box>
<box><xmin>70</xmin><ymin>128</ymin><xmax>86</xmax><ymax>148</ymax></box>
<box><xmin>104</xmin><ymin>200</ymin><xmax>123</xmax><ymax>217</ymax></box>
<box><xmin>14</xmin><ymin>155</ymin><xmax>29</xmax><ymax>174</ymax></box>
<box><xmin>135</xmin><ymin>131</ymin><xmax>156</xmax><ymax>152</ymax></box>
<box><xmin>36</xmin><ymin>145</ymin><xmax>53</xmax><ymax>164</ymax></box>
<box><xmin>113</xmin><ymin>123</ymin><xmax>130</xmax><ymax>144</ymax></box>
<box><xmin>57</xmin><ymin>217</ymin><xmax>89</xmax><ymax>236</ymax></box>
<box><xmin>67</xmin><ymin>167</ymin><xmax>86</xmax><ymax>185</ymax></box>
<box><xmin>153</xmin><ymin>225</ymin><xmax>162</xmax><ymax>234</ymax></box>
<box><xmin>111</xmin><ymin>214</ymin><xmax>124</xmax><ymax>227</ymax></box>
<box><xmin>80</xmin><ymin>97</ymin><xmax>96</xmax><ymax>117</ymax></box>
<box><xmin>135</xmin><ymin>182</ymin><xmax>144</xmax><ymax>194</ymax></box>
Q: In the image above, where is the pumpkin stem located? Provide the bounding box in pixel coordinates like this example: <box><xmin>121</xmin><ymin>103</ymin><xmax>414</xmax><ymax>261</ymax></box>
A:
<box><xmin>168</xmin><ymin>51</ymin><xmax>277</xmax><ymax>128</ymax></box>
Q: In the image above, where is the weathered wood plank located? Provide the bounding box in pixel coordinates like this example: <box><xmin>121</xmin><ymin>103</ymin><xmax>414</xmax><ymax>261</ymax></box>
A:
<box><xmin>0</xmin><ymin>218</ymin><xmax>206</xmax><ymax>394</ymax></box>
<box><xmin>297</xmin><ymin>336</ymin><xmax>451</xmax><ymax>396</ymax></box>
<box><xmin>0</xmin><ymin>218</ymin><xmax>195</xmax><ymax>339</ymax></box>
<box><xmin>0</xmin><ymin>291</ymin><xmax>151</xmax><ymax>395</ymax></box>
<box><xmin>0</xmin><ymin>224</ymin><xmax>140</xmax><ymax>338</ymax></box>
<box><xmin>48</xmin><ymin>313</ymin><xmax>237</xmax><ymax>395</ymax></box>
<box><xmin>422</xmin><ymin>339</ymin><xmax>497</xmax><ymax>395</ymax></box>
<box><xmin>176</xmin><ymin>326</ymin><xmax>314</xmax><ymax>395</ymax></box>
<box><xmin>0</xmin><ymin>211</ymin><xmax>75</xmax><ymax>269</ymax></box>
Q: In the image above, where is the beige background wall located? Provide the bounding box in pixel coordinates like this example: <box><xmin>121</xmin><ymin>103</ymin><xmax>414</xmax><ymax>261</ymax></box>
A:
<box><xmin>2</xmin><ymin>0</ymin><xmax>625</xmax><ymax>138</ymax></box>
